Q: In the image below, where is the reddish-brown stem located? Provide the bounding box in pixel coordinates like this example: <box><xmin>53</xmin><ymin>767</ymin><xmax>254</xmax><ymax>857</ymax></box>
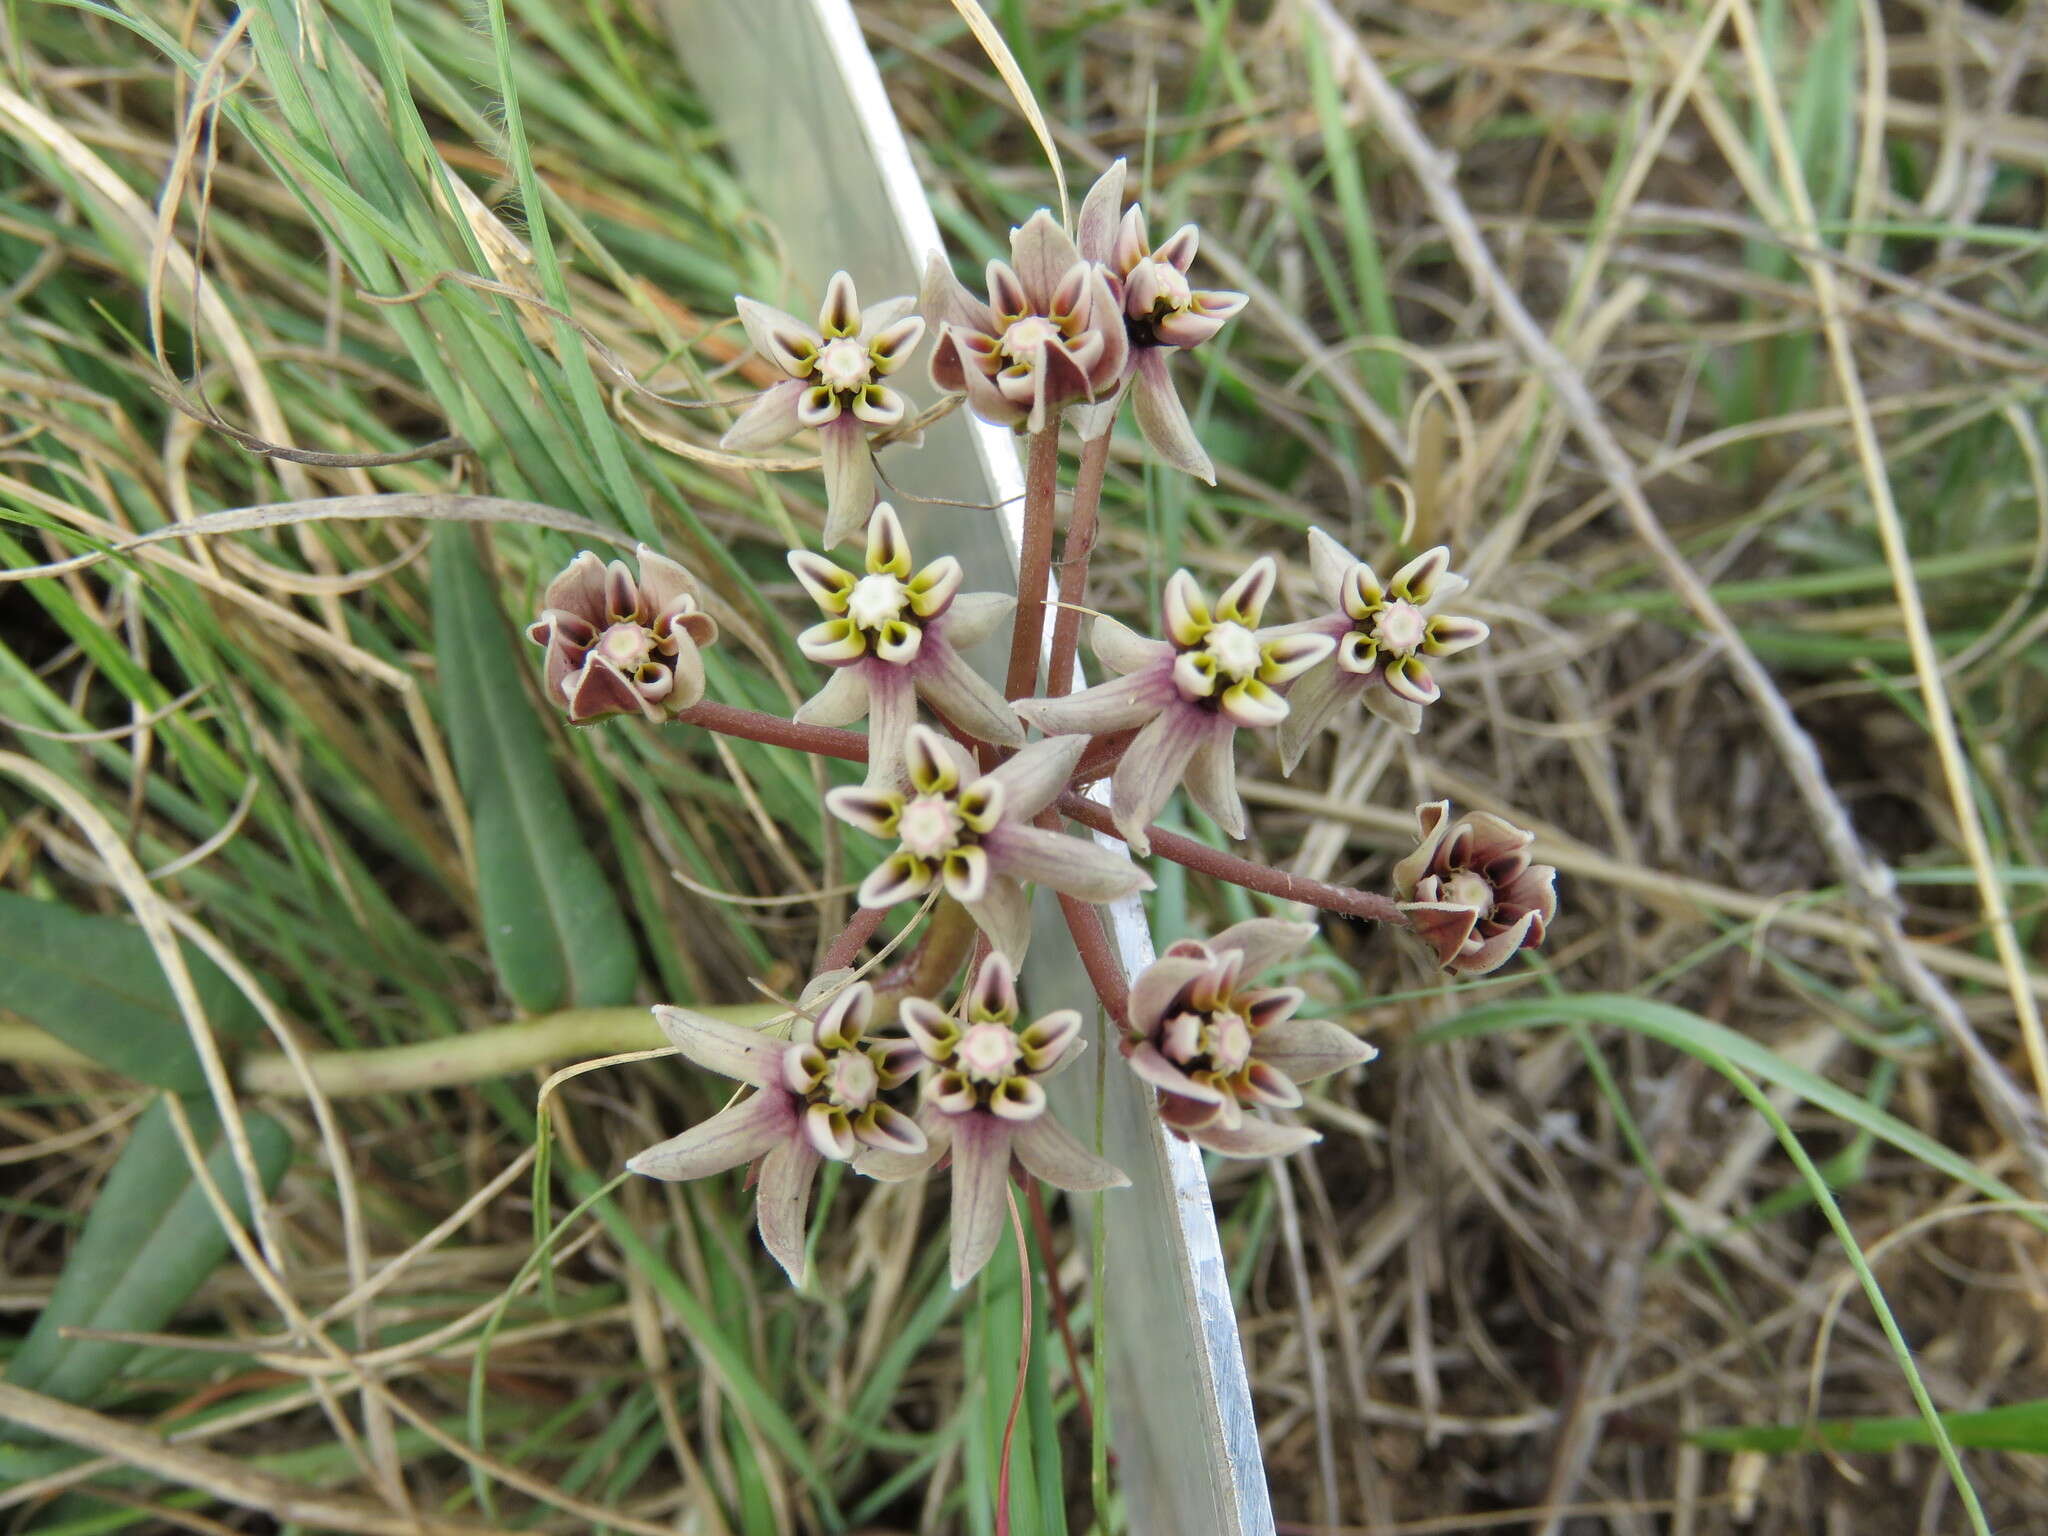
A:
<box><xmin>1003</xmin><ymin>427</ymin><xmax>1064</xmax><ymax>701</ymax></box>
<box><xmin>1070</xmin><ymin>727</ymin><xmax>1135</xmax><ymax>786</ymax></box>
<box><xmin>1044</xmin><ymin>430</ymin><xmax>1114</xmax><ymax>700</ymax></box>
<box><xmin>819</xmin><ymin>905</ymin><xmax>887</xmax><ymax>973</ymax></box>
<box><xmin>1025</xmin><ymin>1178</ymin><xmax>1095</xmax><ymax>1439</ymax></box>
<box><xmin>1056</xmin><ymin>891</ymin><xmax>1131</xmax><ymax>1028</ymax></box>
<box><xmin>673</xmin><ymin>700</ymin><xmax>866</xmax><ymax>763</ymax></box>
<box><xmin>1054</xmin><ymin>791</ymin><xmax>1407</xmax><ymax>926</ymax></box>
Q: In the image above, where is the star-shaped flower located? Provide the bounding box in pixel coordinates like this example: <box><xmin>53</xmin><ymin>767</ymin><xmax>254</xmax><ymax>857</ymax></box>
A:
<box><xmin>1279</xmin><ymin>529</ymin><xmax>1489</xmax><ymax>769</ymax></box>
<box><xmin>1391</xmin><ymin>801</ymin><xmax>1557</xmax><ymax>976</ymax></box>
<box><xmin>1123</xmin><ymin>919</ymin><xmax>1374</xmax><ymax>1157</ymax></box>
<box><xmin>790</xmin><ymin>503</ymin><xmax>1022</xmax><ymax>786</ymax></box>
<box><xmin>527</xmin><ymin>545</ymin><xmax>718</xmax><ymax>724</ymax></box>
<box><xmin>720</xmin><ymin>271</ymin><xmax>926</xmax><ymax>547</ymax></box>
<box><xmin>626</xmin><ymin>980</ymin><xmax>925</xmax><ymax>1286</ymax></box>
<box><xmin>826</xmin><ymin>724</ymin><xmax>1151</xmax><ymax>959</ymax></box>
<box><xmin>860</xmin><ymin>952</ymin><xmax>1128</xmax><ymax>1287</ymax></box>
<box><xmin>922</xmin><ymin>211</ymin><xmax>1127</xmax><ymax>435</ymax></box>
<box><xmin>1014</xmin><ymin>557</ymin><xmax>1333</xmax><ymax>854</ymax></box>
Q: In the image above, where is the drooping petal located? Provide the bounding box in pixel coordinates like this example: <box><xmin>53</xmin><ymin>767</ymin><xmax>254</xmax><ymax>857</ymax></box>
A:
<box><xmin>652</xmin><ymin>1005</ymin><xmax>790</xmax><ymax>1087</ymax></box>
<box><xmin>914</xmin><ymin>640</ymin><xmax>1026</xmax><ymax>748</ymax></box>
<box><xmin>1131</xmin><ymin>349</ymin><xmax>1214</xmax><ymax>483</ymax></box>
<box><xmin>1255</xmin><ymin>1015</ymin><xmax>1378</xmax><ymax>1085</ymax></box>
<box><xmin>793</xmin><ymin>664</ymin><xmax>870</xmax><ymax>729</ymax></box>
<box><xmin>1208</xmin><ymin>918</ymin><xmax>1318</xmax><ymax>981</ymax></box>
<box><xmin>735</xmin><ymin>296</ymin><xmax>820</xmax><ymax>377</ymax></box>
<box><xmin>719</xmin><ymin>378</ymin><xmax>807</xmax><ymax>452</ymax></box>
<box><xmin>947</xmin><ymin>1112</ymin><xmax>1014</xmax><ymax>1288</ymax></box>
<box><xmin>1014</xmin><ymin>664</ymin><xmax>1172</xmax><ymax>738</ymax></box>
<box><xmin>938</xmin><ymin>591</ymin><xmax>1014</xmax><ymax>650</ymax></box>
<box><xmin>1075</xmin><ymin>158</ymin><xmax>1127</xmax><ymax>262</ymax></box>
<box><xmin>1091</xmin><ymin>614</ymin><xmax>1172</xmax><ymax>677</ymax></box>
<box><xmin>1011</xmin><ymin>1114</ymin><xmax>1127</xmax><ymax>1192</ymax></box>
<box><xmin>754</xmin><ymin>1139</ymin><xmax>823</xmax><ymax>1285</ymax></box>
<box><xmin>626</xmin><ymin>1088</ymin><xmax>794</xmax><ymax>1181</ymax></box>
<box><xmin>1184</xmin><ymin>1115</ymin><xmax>1321</xmax><ymax>1159</ymax></box>
<box><xmin>863</xmin><ymin>666</ymin><xmax>919</xmax><ymax>789</ymax></box>
<box><xmin>981</xmin><ymin>823</ymin><xmax>1152</xmax><ymax>902</ymax></box>
<box><xmin>962</xmin><ymin>873</ymin><xmax>1033</xmax><ymax>960</ymax></box>
<box><xmin>1276</xmin><ymin>659</ymin><xmax>1359</xmax><ymax>775</ymax></box>
<box><xmin>1181</xmin><ymin>727</ymin><xmax>1245</xmax><ymax>840</ymax></box>
<box><xmin>1360</xmin><ymin>679</ymin><xmax>1425</xmax><ymax>734</ymax></box>
<box><xmin>983</xmin><ymin>733</ymin><xmax>1087</xmax><ymax>819</ymax></box>
<box><xmin>1109</xmin><ymin>708</ymin><xmax>1209</xmax><ymax>855</ymax></box>
<box><xmin>820</xmin><ymin>417</ymin><xmax>878</xmax><ymax>549</ymax></box>
<box><xmin>862</xmin><ymin>294</ymin><xmax>918</xmax><ymax>336</ymax></box>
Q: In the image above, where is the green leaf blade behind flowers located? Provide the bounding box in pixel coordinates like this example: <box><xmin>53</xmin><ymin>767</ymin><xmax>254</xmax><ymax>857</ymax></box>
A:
<box><xmin>431</xmin><ymin>526</ymin><xmax>639</xmax><ymax>1013</ymax></box>
<box><xmin>0</xmin><ymin>891</ymin><xmax>263</xmax><ymax>1092</ymax></box>
<box><xmin>2</xmin><ymin>1094</ymin><xmax>293</xmax><ymax>1413</ymax></box>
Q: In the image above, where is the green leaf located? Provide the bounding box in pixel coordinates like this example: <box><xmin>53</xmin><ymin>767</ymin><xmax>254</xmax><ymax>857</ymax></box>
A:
<box><xmin>3</xmin><ymin>1094</ymin><xmax>293</xmax><ymax>1412</ymax></box>
<box><xmin>1692</xmin><ymin>1397</ymin><xmax>2048</xmax><ymax>1456</ymax></box>
<box><xmin>431</xmin><ymin>527</ymin><xmax>638</xmax><ymax>1013</ymax></box>
<box><xmin>0</xmin><ymin>892</ymin><xmax>262</xmax><ymax>1092</ymax></box>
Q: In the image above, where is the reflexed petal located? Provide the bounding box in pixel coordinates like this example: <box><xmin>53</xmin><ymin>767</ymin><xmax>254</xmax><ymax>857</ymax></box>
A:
<box><xmin>864</xmin><ymin>667</ymin><xmax>918</xmax><ymax>789</ymax></box>
<box><xmin>906</xmin><ymin>555</ymin><xmax>964</xmax><ymax>618</ymax></box>
<box><xmin>1209</xmin><ymin>918</ymin><xmax>1318</xmax><ymax>981</ymax></box>
<box><xmin>1162</xmin><ymin>568</ymin><xmax>1210</xmax><ymax>647</ymax></box>
<box><xmin>1018</xmin><ymin>1007</ymin><xmax>1081</xmax><ymax>1071</ymax></box>
<box><xmin>1305</xmin><ymin>526</ymin><xmax>1354</xmax><ymax>604</ymax></box>
<box><xmin>1027</xmin><ymin>340</ymin><xmax>1093</xmax><ymax>434</ymax></box>
<box><xmin>638</xmin><ymin>545</ymin><xmax>700</xmax><ymax>610</ymax></box>
<box><xmin>626</xmin><ymin>1088</ymin><xmax>793</xmax><ymax>1181</ymax></box>
<box><xmin>1076</xmin><ymin>158</ymin><xmax>1127</xmax><ymax>261</ymax></box>
<box><xmin>1091</xmin><ymin>614</ymin><xmax>1172</xmax><ymax>677</ymax></box>
<box><xmin>821</xmin><ymin>419</ymin><xmax>878</xmax><ymax>549</ymax></box>
<box><xmin>1132</xmin><ymin>350</ymin><xmax>1214</xmax><ymax>483</ymax></box>
<box><xmin>1390</xmin><ymin>545</ymin><xmax>1451</xmax><ymax>602</ymax></box>
<box><xmin>947</xmin><ymin>1113</ymin><xmax>1013</xmax><ymax>1288</ymax></box>
<box><xmin>793</xmin><ymin>664</ymin><xmax>870</xmax><ymax>729</ymax></box>
<box><xmin>1127</xmin><ymin>1040</ymin><xmax>1226</xmax><ymax>1104</ymax></box>
<box><xmin>1390</xmin><ymin>801</ymin><xmax>1454</xmax><ymax>897</ymax></box>
<box><xmin>1399</xmin><ymin>900</ymin><xmax>1482</xmax><ymax>968</ymax></box>
<box><xmin>1184</xmin><ymin>1116</ymin><xmax>1320</xmax><ymax>1159</ymax></box>
<box><xmin>1424</xmin><ymin>614</ymin><xmax>1490</xmax><ymax>656</ymax></box>
<box><xmin>1361</xmin><ymin>680</ymin><xmax>1425</xmax><ymax>734</ymax></box>
<box><xmin>1012</xmin><ymin>1114</ymin><xmax>1129</xmax><ymax>1191</ymax></box>
<box><xmin>1454</xmin><ymin>909</ymin><xmax>1539</xmax><ymax>975</ymax></box>
<box><xmin>652</xmin><ymin>1005</ymin><xmax>789</xmax><ymax>1087</ymax></box>
<box><xmin>805</xmin><ymin>1102</ymin><xmax>857</xmax><ymax>1161</ymax></box>
<box><xmin>1181</xmin><ymin>730</ymin><xmax>1245</xmax><ymax>840</ymax></box>
<box><xmin>823</xmin><ymin>784</ymin><xmax>902</xmax><ymax>839</ymax></box>
<box><xmin>797</xmin><ymin>617</ymin><xmax>866</xmax><ymax>665</ymax></box>
<box><xmin>1276</xmin><ymin>659</ymin><xmax>1359</xmax><ymax>776</ymax></box>
<box><xmin>861</xmin><ymin>294</ymin><xmax>917</xmax><ymax>335</ymax></box>
<box><xmin>1014</xmin><ymin>665</ymin><xmax>1171</xmax><ymax>737</ymax></box>
<box><xmin>817</xmin><ymin>270</ymin><xmax>861</xmax><ymax>337</ymax></box>
<box><xmin>859</xmin><ymin>850</ymin><xmax>933</xmax><ymax>909</ymax></box>
<box><xmin>1125</xmin><ymin>953</ymin><xmax>1209</xmax><ymax>1036</ymax></box>
<box><xmin>1215</xmin><ymin>556</ymin><xmax>1277</xmax><ymax>626</ymax></box>
<box><xmin>720</xmin><ymin>378</ymin><xmax>807</xmax><ymax>452</ymax></box>
<box><xmin>988</xmin><ymin>1075</ymin><xmax>1046</xmax><ymax>1122</ymax></box>
<box><xmin>984</xmin><ymin>733</ymin><xmax>1087</xmax><ymax>819</ymax></box>
<box><xmin>755</xmin><ymin>1139</ymin><xmax>822</xmax><ymax>1285</ymax></box>
<box><xmin>541</xmin><ymin>549</ymin><xmax>608</xmax><ymax>622</ymax></box>
<box><xmin>915</xmin><ymin>641</ymin><xmax>1026</xmax><ymax>748</ymax></box>
<box><xmin>1010</xmin><ymin>211</ymin><xmax>1083</xmax><ymax>311</ymax></box>
<box><xmin>735</xmin><ymin>295</ymin><xmax>820</xmax><ymax>377</ymax></box>
<box><xmin>968</xmin><ymin>951</ymin><xmax>1020</xmax><ymax>1022</ymax></box>
<box><xmin>963</xmin><ymin>873</ymin><xmax>1032</xmax><ymax>960</ymax></box>
<box><xmin>867</xmin><ymin>313</ymin><xmax>925</xmax><ymax>373</ymax></box>
<box><xmin>938</xmin><ymin>591</ymin><xmax>1014</xmax><ymax>649</ymax></box>
<box><xmin>982</xmin><ymin>823</ymin><xmax>1151</xmax><ymax>902</ymax></box>
<box><xmin>919</xmin><ymin>251</ymin><xmax>994</xmax><ymax>335</ymax></box>
<box><xmin>857</xmin><ymin>1102</ymin><xmax>928</xmax><ymax>1156</ymax></box>
<box><xmin>1109</xmin><ymin>709</ymin><xmax>1208</xmax><ymax>855</ymax></box>
<box><xmin>1219</xmin><ymin>677</ymin><xmax>1288</xmax><ymax>729</ymax></box>
<box><xmin>1255</xmin><ymin>1015</ymin><xmax>1377</xmax><ymax>1085</ymax></box>
<box><xmin>942</xmin><ymin>844</ymin><xmax>991</xmax><ymax>903</ymax></box>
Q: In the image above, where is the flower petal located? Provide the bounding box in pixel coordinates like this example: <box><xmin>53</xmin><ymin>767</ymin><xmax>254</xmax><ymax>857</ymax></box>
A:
<box><xmin>938</xmin><ymin>591</ymin><xmax>1014</xmax><ymax>650</ymax></box>
<box><xmin>1014</xmin><ymin>664</ymin><xmax>1172</xmax><ymax>738</ymax></box>
<box><xmin>1091</xmin><ymin>614</ymin><xmax>1172</xmax><ymax>678</ymax></box>
<box><xmin>626</xmin><ymin>1088</ymin><xmax>794</xmax><ymax>1181</ymax></box>
<box><xmin>947</xmin><ymin>1112</ymin><xmax>1014</xmax><ymax>1288</ymax></box>
<box><xmin>735</xmin><ymin>296</ymin><xmax>820</xmax><ymax>376</ymax></box>
<box><xmin>1011</xmin><ymin>1114</ymin><xmax>1130</xmax><ymax>1192</ymax></box>
<box><xmin>984</xmin><ymin>733</ymin><xmax>1087</xmax><ymax>819</ymax></box>
<box><xmin>1276</xmin><ymin>659</ymin><xmax>1358</xmax><ymax>775</ymax></box>
<box><xmin>1361</xmin><ymin>680</ymin><xmax>1425</xmax><ymax>734</ymax></box>
<box><xmin>1109</xmin><ymin>709</ymin><xmax>1210</xmax><ymax>855</ymax></box>
<box><xmin>823</xmin><ymin>783</ymin><xmax>901</xmax><ymax>839</ymax></box>
<box><xmin>1184</xmin><ymin>1115</ymin><xmax>1321</xmax><ymax>1159</ymax></box>
<box><xmin>962</xmin><ymin>873</ymin><xmax>1032</xmax><ymax>960</ymax></box>
<box><xmin>1216</xmin><ymin>557</ymin><xmax>1277</xmax><ymax>627</ymax></box>
<box><xmin>1076</xmin><ymin>158</ymin><xmax>1128</xmax><ymax>262</ymax></box>
<box><xmin>755</xmin><ymin>1139</ymin><xmax>822</xmax><ymax>1285</ymax></box>
<box><xmin>858</xmin><ymin>850</ymin><xmax>933</xmax><ymax>909</ymax></box>
<box><xmin>820</xmin><ymin>418</ymin><xmax>877</xmax><ymax>549</ymax></box>
<box><xmin>982</xmin><ymin>823</ymin><xmax>1152</xmax><ymax>902</ymax></box>
<box><xmin>867</xmin><ymin>313</ymin><xmax>926</xmax><ymax>373</ymax></box>
<box><xmin>1126</xmin><ymin>953</ymin><xmax>1209</xmax><ymax>1036</ymax></box>
<box><xmin>719</xmin><ymin>378</ymin><xmax>807</xmax><ymax>452</ymax></box>
<box><xmin>1255</xmin><ymin>1015</ymin><xmax>1377</xmax><ymax>1085</ymax></box>
<box><xmin>797</xmin><ymin>617</ymin><xmax>866</xmax><ymax>665</ymax></box>
<box><xmin>541</xmin><ymin>550</ymin><xmax>608</xmax><ymax>623</ymax></box>
<box><xmin>863</xmin><ymin>667</ymin><xmax>918</xmax><ymax>789</ymax></box>
<box><xmin>914</xmin><ymin>640</ymin><xmax>1025</xmax><ymax>748</ymax></box>
<box><xmin>1181</xmin><ymin>729</ymin><xmax>1245</xmax><ymax>840</ymax></box>
<box><xmin>919</xmin><ymin>251</ymin><xmax>994</xmax><ymax>335</ymax></box>
<box><xmin>1132</xmin><ymin>349</ymin><xmax>1214</xmax><ymax>483</ymax></box>
<box><xmin>1424</xmin><ymin>614</ymin><xmax>1490</xmax><ymax>657</ymax></box>
<box><xmin>793</xmin><ymin>664</ymin><xmax>870</xmax><ymax>729</ymax></box>
<box><xmin>1305</xmin><ymin>526</ymin><xmax>1355</xmax><ymax>605</ymax></box>
<box><xmin>652</xmin><ymin>1006</ymin><xmax>789</xmax><ymax>1087</ymax></box>
<box><xmin>857</xmin><ymin>1102</ymin><xmax>928</xmax><ymax>1157</ymax></box>
<box><xmin>1208</xmin><ymin>918</ymin><xmax>1318</xmax><ymax>980</ymax></box>
<box><xmin>1127</xmin><ymin>1040</ymin><xmax>1227</xmax><ymax>1105</ymax></box>
<box><xmin>1009</xmin><ymin>210</ymin><xmax>1083</xmax><ymax>312</ymax></box>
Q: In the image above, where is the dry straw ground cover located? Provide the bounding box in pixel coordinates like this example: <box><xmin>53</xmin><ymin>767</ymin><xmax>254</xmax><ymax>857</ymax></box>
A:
<box><xmin>2</xmin><ymin>0</ymin><xmax>2047</xmax><ymax>1532</ymax></box>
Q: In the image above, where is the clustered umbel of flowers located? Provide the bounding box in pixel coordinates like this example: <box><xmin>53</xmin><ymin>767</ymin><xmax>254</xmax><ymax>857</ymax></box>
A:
<box><xmin>525</xmin><ymin>159</ymin><xmax>1560</xmax><ymax>1287</ymax></box>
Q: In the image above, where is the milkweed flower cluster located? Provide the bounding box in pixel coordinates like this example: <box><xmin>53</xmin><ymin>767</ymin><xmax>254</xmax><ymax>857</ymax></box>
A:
<box><xmin>526</xmin><ymin>154</ymin><xmax>1560</xmax><ymax>1289</ymax></box>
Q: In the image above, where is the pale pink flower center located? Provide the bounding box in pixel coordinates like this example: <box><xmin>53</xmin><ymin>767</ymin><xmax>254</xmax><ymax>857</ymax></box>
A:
<box><xmin>1445</xmin><ymin>870</ymin><xmax>1495</xmax><ymax>916</ymax></box>
<box><xmin>1147</xmin><ymin>261</ymin><xmax>1192</xmax><ymax>313</ymax></box>
<box><xmin>1000</xmin><ymin>315</ymin><xmax>1060</xmax><ymax>364</ymax></box>
<box><xmin>847</xmin><ymin>572</ymin><xmax>909</xmax><ymax>632</ymax></box>
<box><xmin>825</xmin><ymin>1050</ymin><xmax>878</xmax><ymax>1110</ymax></box>
<box><xmin>958</xmin><ymin>1022</ymin><xmax>1023</xmax><ymax>1083</ymax></box>
<box><xmin>1373</xmin><ymin>600</ymin><xmax>1427</xmax><ymax>655</ymax></box>
<box><xmin>599</xmin><ymin>622</ymin><xmax>654</xmax><ymax>670</ymax></box>
<box><xmin>816</xmin><ymin>337</ymin><xmax>872</xmax><ymax>393</ymax></box>
<box><xmin>1162</xmin><ymin>1007</ymin><xmax>1252</xmax><ymax>1075</ymax></box>
<box><xmin>897</xmin><ymin>794</ymin><xmax>963</xmax><ymax>860</ymax></box>
<box><xmin>1202</xmin><ymin>621</ymin><xmax>1263</xmax><ymax>681</ymax></box>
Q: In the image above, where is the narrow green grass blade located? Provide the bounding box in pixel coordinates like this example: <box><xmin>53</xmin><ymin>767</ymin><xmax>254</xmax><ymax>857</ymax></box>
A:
<box><xmin>1692</xmin><ymin>1397</ymin><xmax>2048</xmax><ymax>1456</ymax></box>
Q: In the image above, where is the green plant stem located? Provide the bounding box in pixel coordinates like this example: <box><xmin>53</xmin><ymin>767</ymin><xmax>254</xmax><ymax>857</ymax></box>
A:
<box><xmin>1003</xmin><ymin>427</ymin><xmax>1065</xmax><ymax>701</ymax></box>
<box><xmin>1044</xmin><ymin>429</ymin><xmax>1114</xmax><ymax>699</ymax></box>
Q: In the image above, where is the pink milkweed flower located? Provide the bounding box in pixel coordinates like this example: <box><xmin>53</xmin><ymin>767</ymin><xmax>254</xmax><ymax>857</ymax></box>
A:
<box><xmin>625</xmin><ymin>981</ymin><xmax>925</xmax><ymax>1287</ymax></box>
<box><xmin>1073</xmin><ymin>160</ymin><xmax>1248</xmax><ymax>482</ymax></box>
<box><xmin>1013</xmin><ymin>557</ymin><xmax>1333</xmax><ymax>855</ymax></box>
<box><xmin>1279</xmin><ymin>529</ymin><xmax>1490</xmax><ymax>770</ymax></box>
<box><xmin>1391</xmin><ymin>801</ymin><xmax>1558</xmax><ymax>976</ymax></box>
<box><xmin>921</xmin><ymin>210</ymin><xmax>1128</xmax><ymax>436</ymax></box>
<box><xmin>527</xmin><ymin>545</ymin><xmax>718</xmax><ymax>724</ymax></box>
<box><xmin>720</xmin><ymin>271</ymin><xmax>926</xmax><ymax>548</ymax></box>
<box><xmin>1123</xmin><ymin>919</ymin><xmax>1375</xmax><ymax>1158</ymax></box>
<box><xmin>859</xmin><ymin>952</ymin><xmax>1127</xmax><ymax>1287</ymax></box>
<box><xmin>825</xmin><ymin>724</ymin><xmax>1151</xmax><ymax>959</ymax></box>
<box><xmin>790</xmin><ymin>503</ymin><xmax>1022</xmax><ymax>787</ymax></box>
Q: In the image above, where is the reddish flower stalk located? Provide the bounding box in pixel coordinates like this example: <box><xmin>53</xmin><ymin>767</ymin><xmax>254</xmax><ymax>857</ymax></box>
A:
<box><xmin>1003</xmin><ymin>427</ymin><xmax>1064</xmax><ymax>702</ymax></box>
<box><xmin>1045</xmin><ymin>430</ymin><xmax>1114</xmax><ymax>701</ymax></box>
